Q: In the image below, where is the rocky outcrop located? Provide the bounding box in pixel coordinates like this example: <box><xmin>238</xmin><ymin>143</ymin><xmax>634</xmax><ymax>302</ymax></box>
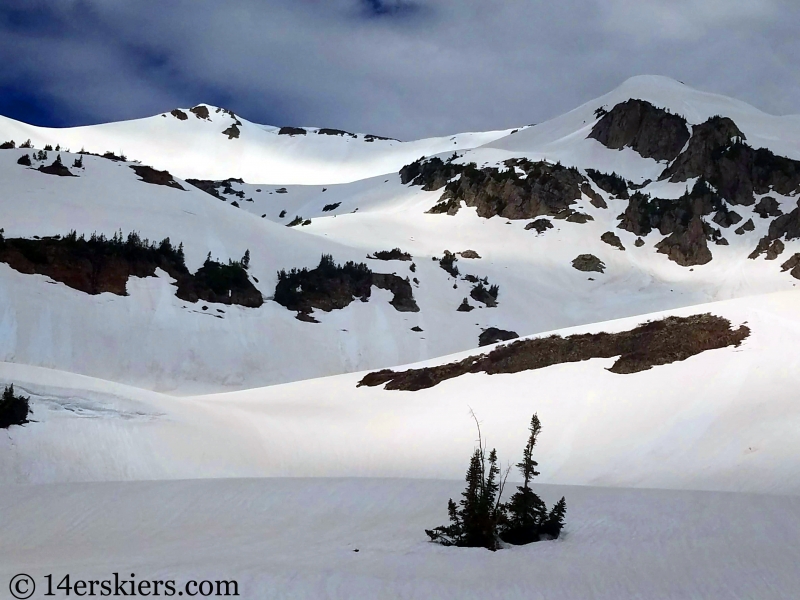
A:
<box><xmin>754</xmin><ymin>196</ymin><xmax>782</xmax><ymax>218</ymax></box>
<box><xmin>358</xmin><ymin>314</ymin><xmax>750</xmax><ymax>391</ymax></box>
<box><xmin>749</xmin><ymin>201</ymin><xmax>800</xmax><ymax>259</ymax></box>
<box><xmin>580</xmin><ymin>182</ymin><xmax>608</xmax><ymax>208</ymax></box>
<box><xmin>273</xmin><ymin>255</ymin><xmax>418</xmax><ymax>315</ymax></box>
<box><xmin>0</xmin><ymin>231</ymin><xmax>262</xmax><ymax>307</ymax></box>
<box><xmin>660</xmin><ymin>117</ymin><xmax>800</xmax><ymax>206</ymax></box>
<box><xmin>401</xmin><ymin>156</ymin><xmax>464</xmax><ymax>191</ymax></box>
<box><xmin>222</xmin><ymin>124</ymin><xmax>240</xmax><ymax>139</ymax></box>
<box><xmin>586</xmin><ymin>169</ymin><xmax>630</xmax><ymax>199</ymax></box>
<box><xmin>749</xmin><ymin>238</ymin><xmax>784</xmax><ymax>260</ymax></box>
<box><xmin>318</xmin><ymin>128</ymin><xmax>357</xmax><ymax>138</ymax></box>
<box><xmin>525</xmin><ymin>218</ymin><xmax>553</xmax><ymax>234</ymax></box>
<box><xmin>278</xmin><ymin>126</ymin><xmax>307</xmax><ymax>136</ymax></box>
<box><xmin>478</xmin><ymin>328</ymin><xmax>519</xmax><ymax>347</ymax></box>
<box><xmin>368</xmin><ymin>248</ymin><xmax>412</xmax><ymax>261</ymax></box>
<box><xmin>655</xmin><ymin>216</ymin><xmax>713</xmax><ymax>266</ymax></box>
<box><xmin>131</xmin><ymin>165</ymin><xmax>185</xmax><ymax>190</ymax></box>
<box><xmin>712</xmin><ymin>207</ymin><xmax>743</xmax><ymax>228</ymax></box>
<box><xmin>572</xmin><ymin>254</ymin><xmax>605</xmax><ymax>273</ymax></box>
<box><xmin>734</xmin><ymin>219</ymin><xmax>755</xmax><ymax>235</ymax></box>
<box><xmin>601</xmin><ymin>231</ymin><xmax>625</xmax><ymax>251</ymax></box>
<box><xmin>170</xmin><ymin>109</ymin><xmax>188</xmax><ymax>120</ymax></box>
<box><xmin>372</xmin><ymin>273</ymin><xmax>420</xmax><ymax>312</ymax></box>
<box><xmin>588</xmin><ymin>99</ymin><xmax>690</xmax><ymax>162</ymax></box>
<box><xmin>437</xmin><ymin>159</ymin><xmax>587</xmax><ymax>220</ymax></box>
<box><xmin>781</xmin><ymin>254</ymin><xmax>800</xmax><ymax>279</ymax></box>
<box><xmin>190</xmin><ymin>105</ymin><xmax>210</xmax><ymax>120</ymax></box>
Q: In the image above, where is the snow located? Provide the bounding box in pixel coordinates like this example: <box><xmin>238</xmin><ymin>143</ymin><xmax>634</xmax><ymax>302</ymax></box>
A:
<box><xmin>0</xmin><ymin>107</ymin><xmax>515</xmax><ymax>185</ymax></box>
<box><xmin>2</xmin><ymin>477</ymin><xmax>799</xmax><ymax>600</ymax></box>
<box><xmin>2</xmin><ymin>76</ymin><xmax>800</xmax><ymax>598</ymax></box>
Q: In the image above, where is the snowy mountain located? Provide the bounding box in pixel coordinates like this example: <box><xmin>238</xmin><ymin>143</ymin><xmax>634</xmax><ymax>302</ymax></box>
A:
<box><xmin>2</xmin><ymin>75</ymin><xmax>800</xmax><ymax>599</ymax></box>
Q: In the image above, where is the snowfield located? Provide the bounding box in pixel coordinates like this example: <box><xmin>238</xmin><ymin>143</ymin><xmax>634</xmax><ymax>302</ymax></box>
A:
<box><xmin>2</xmin><ymin>75</ymin><xmax>800</xmax><ymax>599</ymax></box>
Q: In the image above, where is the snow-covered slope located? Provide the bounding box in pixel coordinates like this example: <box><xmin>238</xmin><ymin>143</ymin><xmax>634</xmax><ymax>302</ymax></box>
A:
<box><xmin>0</xmin><ymin>106</ymin><xmax>516</xmax><ymax>185</ymax></box>
<box><xmin>3</xmin><ymin>478</ymin><xmax>799</xmax><ymax>600</ymax></box>
<box><xmin>3</xmin><ymin>291</ymin><xmax>799</xmax><ymax>494</ymax></box>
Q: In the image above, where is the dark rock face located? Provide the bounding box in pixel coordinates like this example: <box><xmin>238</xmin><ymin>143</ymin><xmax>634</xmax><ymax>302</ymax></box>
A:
<box><xmin>372</xmin><ymin>273</ymin><xmax>420</xmax><ymax>312</ymax></box>
<box><xmin>558</xmin><ymin>210</ymin><xmax>593</xmax><ymax>224</ymax></box>
<box><xmin>317</xmin><ymin>128</ymin><xmax>357</xmax><ymax>138</ymax></box>
<box><xmin>588</xmin><ymin>99</ymin><xmax>690</xmax><ymax>162</ymax></box>
<box><xmin>617</xmin><ymin>180</ymin><xmax>724</xmax><ymax>266</ymax></box>
<box><xmin>130</xmin><ymin>165</ymin><xmax>185</xmax><ymax>190</ymax></box>
<box><xmin>437</xmin><ymin>159</ymin><xmax>587</xmax><ymax>220</ymax></box>
<box><xmin>601</xmin><ymin>231</ymin><xmax>625</xmax><ymax>251</ymax></box>
<box><xmin>586</xmin><ymin>169</ymin><xmax>630</xmax><ymax>199</ymax></box>
<box><xmin>712</xmin><ymin>207</ymin><xmax>743</xmax><ymax>228</ymax></box>
<box><xmin>358</xmin><ymin>314</ymin><xmax>749</xmax><ymax>391</ymax></box>
<box><xmin>661</xmin><ymin>117</ymin><xmax>800</xmax><ymax>206</ymax></box>
<box><xmin>273</xmin><ymin>255</ymin><xmax>418</xmax><ymax>315</ymax></box>
<box><xmin>0</xmin><ymin>232</ymin><xmax>262</xmax><ymax>307</ymax></box>
<box><xmin>400</xmin><ymin>156</ymin><xmax>464</xmax><ymax>191</ymax></box>
<box><xmin>634</xmin><ymin>237</ymin><xmax>645</xmax><ymax>247</ymax></box>
<box><xmin>749</xmin><ymin>238</ymin><xmax>784</xmax><ymax>260</ymax></box>
<box><xmin>572</xmin><ymin>254</ymin><xmax>605</xmax><ymax>273</ymax></box>
<box><xmin>750</xmin><ymin>201</ymin><xmax>800</xmax><ymax>259</ymax></box>
<box><xmin>655</xmin><ymin>216</ymin><xmax>713</xmax><ymax>266</ymax></box>
<box><xmin>767</xmin><ymin>202</ymin><xmax>800</xmax><ymax>241</ymax></box>
<box><xmin>478</xmin><ymin>327</ymin><xmax>519</xmax><ymax>347</ymax></box>
<box><xmin>525</xmin><ymin>219</ymin><xmax>553</xmax><ymax>234</ymax></box>
<box><xmin>411</xmin><ymin>326</ymin><xmax>423</xmax><ymax>332</ymax></box>
<box><xmin>322</xmin><ymin>202</ymin><xmax>341</xmax><ymax>212</ymax></box>
<box><xmin>170</xmin><ymin>109</ymin><xmax>188</xmax><ymax>120</ymax></box>
<box><xmin>781</xmin><ymin>253</ymin><xmax>800</xmax><ymax>279</ymax></box>
<box><xmin>278</xmin><ymin>127</ymin><xmax>307</xmax><ymax>136</ymax></box>
<box><xmin>190</xmin><ymin>105</ymin><xmax>210</xmax><ymax>120</ymax></box>
<box><xmin>581</xmin><ymin>182</ymin><xmax>608</xmax><ymax>208</ymax></box>
<box><xmin>17</xmin><ymin>154</ymin><xmax>31</xmax><ymax>166</ymax></box>
<box><xmin>222</xmin><ymin>124</ymin><xmax>240</xmax><ymax>139</ymax></box>
<box><xmin>735</xmin><ymin>219</ymin><xmax>755</xmax><ymax>235</ymax></box>
<box><xmin>459</xmin><ymin>249</ymin><xmax>481</xmax><ymax>259</ymax></box>
<box><xmin>754</xmin><ymin>196</ymin><xmax>782</xmax><ymax>218</ymax></box>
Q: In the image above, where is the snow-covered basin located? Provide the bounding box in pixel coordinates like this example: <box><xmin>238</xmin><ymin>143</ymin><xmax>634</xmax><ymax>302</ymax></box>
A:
<box><xmin>2</xmin><ymin>290</ymin><xmax>800</xmax><ymax>494</ymax></box>
<box><xmin>1</xmin><ymin>477</ymin><xmax>799</xmax><ymax>599</ymax></box>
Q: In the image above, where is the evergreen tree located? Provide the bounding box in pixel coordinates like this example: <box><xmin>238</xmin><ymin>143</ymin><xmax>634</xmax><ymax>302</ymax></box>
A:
<box><xmin>241</xmin><ymin>249</ymin><xmax>251</xmax><ymax>270</ymax></box>
<box><xmin>500</xmin><ymin>413</ymin><xmax>548</xmax><ymax>544</ymax></box>
<box><xmin>541</xmin><ymin>497</ymin><xmax>567</xmax><ymax>539</ymax></box>
<box><xmin>0</xmin><ymin>384</ymin><xmax>31</xmax><ymax>429</ymax></box>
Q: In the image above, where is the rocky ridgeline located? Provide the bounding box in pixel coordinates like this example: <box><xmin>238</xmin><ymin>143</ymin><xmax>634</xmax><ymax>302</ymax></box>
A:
<box><xmin>401</xmin><ymin>98</ymin><xmax>800</xmax><ymax>269</ymax></box>
<box><xmin>590</xmin><ymin>99</ymin><xmax>800</xmax><ymax>266</ymax></box>
<box><xmin>401</xmin><ymin>156</ymin><xmax>590</xmax><ymax>220</ymax></box>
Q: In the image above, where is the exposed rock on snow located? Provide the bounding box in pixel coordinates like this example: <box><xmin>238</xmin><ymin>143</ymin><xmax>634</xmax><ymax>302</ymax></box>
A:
<box><xmin>601</xmin><ymin>231</ymin><xmax>626</xmax><ymax>251</ymax></box>
<box><xmin>0</xmin><ymin>231</ymin><xmax>263</xmax><ymax>307</ymax></box>
<box><xmin>358</xmin><ymin>314</ymin><xmax>749</xmax><ymax>391</ymax></box>
<box><xmin>170</xmin><ymin>109</ymin><xmax>188</xmax><ymax>120</ymax></box>
<box><xmin>588</xmin><ymin>99</ymin><xmax>690</xmax><ymax>162</ymax></box>
<box><xmin>586</xmin><ymin>169</ymin><xmax>629</xmax><ymax>199</ymax></box>
<box><xmin>780</xmin><ymin>253</ymin><xmax>800</xmax><ymax>279</ymax></box>
<box><xmin>131</xmin><ymin>165</ymin><xmax>185</xmax><ymax>190</ymax></box>
<box><xmin>279</xmin><ymin>126</ymin><xmax>307</xmax><ymax>136</ymax></box>
<box><xmin>525</xmin><ymin>218</ymin><xmax>553</xmax><ymax>234</ymax></box>
<box><xmin>655</xmin><ymin>216</ymin><xmax>713</xmax><ymax>266</ymax></box>
<box><xmin>478</xmin><ymin>327</ymin><xmax>518</xmax><ymax>347</ymax></box>
<box><xmin>754</xmin><ymin>196</ymin><xmax>782</xmax><ymax>218</ymax></box>
<box><xmin>273</xmin><ymin>255</ymin><xmax>418</xmax><ymax>315</ymax></box>
<box><xmin>572</xmin><ymin>254</ymin><xmax>605</xmax><ymax>273</ymax></box>
<box><xmin>661</xmin><ymin>117</ymin><xmax>800</xmax><ymax>205</ymax></box>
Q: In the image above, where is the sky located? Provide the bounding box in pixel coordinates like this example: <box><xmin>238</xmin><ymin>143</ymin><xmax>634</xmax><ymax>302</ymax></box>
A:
<box><xmin>0</xmin><ymin>0</ymin><xmax>798</xmax><ymax>140</ymax></box>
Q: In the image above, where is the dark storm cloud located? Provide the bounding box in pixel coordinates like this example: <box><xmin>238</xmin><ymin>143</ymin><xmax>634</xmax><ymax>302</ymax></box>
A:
<box><xmin>0</xmin><ymin>0</ymin><xmax>798</xmax><ymax>139</ymax></box>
